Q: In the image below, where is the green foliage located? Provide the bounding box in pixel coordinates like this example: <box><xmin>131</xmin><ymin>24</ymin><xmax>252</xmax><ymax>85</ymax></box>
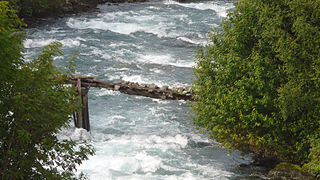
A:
<box><xmin>0</xmin><ymin>2</ymin><xmax>94</xmax><ymax>179</ymax></box>
<box><xmin>2</xmin><ymin>0</ymin><xmax>64</xmax><ymax>17</ymax></box>
<box><xmin>192</xmin><ymin>0</ymin><xmax>320</xmax><ymax>163</ymax></box>
<box><xmin>0</xmin><ymin>1</ymin><xmax>24</xmax><ymax>82</ymax></box>
<box><xmin>305</xmin><ymin>136</ymin><xmax>320</xmax><ymax>175</ymax></box>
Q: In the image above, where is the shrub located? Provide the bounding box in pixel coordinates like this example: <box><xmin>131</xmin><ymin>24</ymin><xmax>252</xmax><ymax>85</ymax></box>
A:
<box><xmin>192</xmin><ymin>0</ymin><xmax>320</xmax><ymax>163</ymax></box>
<box><xmin>305</xmin><ymin>136</ymin><xmax>320</xmax><ymax>175</ymax></box>
<box><xmin>0</xmin><ymin>2</ymin><xmax>94</xmax><ymax>179</ymax></box>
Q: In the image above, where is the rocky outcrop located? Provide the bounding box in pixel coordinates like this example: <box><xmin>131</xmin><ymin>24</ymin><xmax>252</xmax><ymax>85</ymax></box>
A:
<box><xmin>268</xmin><ymin>163</ymin><xmax>315</xmax><ymax>180</ymax></box>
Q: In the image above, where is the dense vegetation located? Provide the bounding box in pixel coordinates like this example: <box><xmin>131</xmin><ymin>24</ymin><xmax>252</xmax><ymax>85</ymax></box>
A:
<box><xmin>2</xmin><ymin>0</ymin><xmax>96</xmax><ymax>19</ymax></box>
<box><xmin>3</xmin><ymin>0</ymin><xmax>54</xmax><ymax>17</ymax></box>
<box><xmin>192</xmin><ymin>0</ymin><xmax>320</xmax><ymax>174</ymax></box>
<box><xmin>0</xmin><ymin>1</ymin><xmax>94</xmax><ymax>179</ymax></box>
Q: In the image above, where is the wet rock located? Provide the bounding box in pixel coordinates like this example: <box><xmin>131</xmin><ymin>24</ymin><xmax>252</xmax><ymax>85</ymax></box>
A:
<box><xmin>141</xmin><ymin>84</ymin><xmax>147</xmax><ymax>88</ymax></box>
<box><xmin>114</xmin><ymin>85</ymin><xmax>121</xmax><ymax>91</ymax></box>
<box><xmin>172</xmin><ymin>87</ymin><xmax>177</xmax><ymax>92</ymax></box>
<box><xmin>113</xmin><ymin>80</ymin><xmax>123</xmax><ymax>84</ymax></box>
<box><xmin>177</xmin><ymin>87</ymin><xmax>184</xmax><ymax>93</ymax></box>
<box><xmin>161</xmin><ymin>85</ymin><xmax>169</xmax><ymax>91</ymax></box>
<box><xmin>148</xmin><ymin>83</ymin><xmax>157</xmax><ymax>89</ymax></box>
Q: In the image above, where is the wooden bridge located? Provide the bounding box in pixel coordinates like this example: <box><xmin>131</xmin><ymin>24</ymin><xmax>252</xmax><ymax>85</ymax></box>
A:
<box><xmin>70</xmin><ymin>76</ymin><xmax>193</xmax><ymax>131</ymax></box>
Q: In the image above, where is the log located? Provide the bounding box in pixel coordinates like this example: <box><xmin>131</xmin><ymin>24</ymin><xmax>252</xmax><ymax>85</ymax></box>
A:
<box><xmin>68</xmin><ymin>76</ymin><xmax>193</xmax><ymax>101</ymax></box>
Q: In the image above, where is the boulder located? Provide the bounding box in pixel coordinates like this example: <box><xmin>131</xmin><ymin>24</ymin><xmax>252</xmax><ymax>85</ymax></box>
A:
<box><xmin>114</xmin><ymin>85</ymin><xmax>121</xmax><ymax>91</ymax></box>
<box><xmin>161</xmin><ymin>85</ymin><xmax>169</xmax><ymax>91</ymax></box>
<box><xmin>148</xmin><ymin>83</ymin><xmax>157</xmax><ymax>89</ymax></box>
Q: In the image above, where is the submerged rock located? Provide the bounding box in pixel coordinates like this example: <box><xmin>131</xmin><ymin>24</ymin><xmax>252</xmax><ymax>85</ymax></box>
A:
<box><xmin>268</xmin><ymin>163</ymin><xmax>315</xmax><ymax>180</ymax></box>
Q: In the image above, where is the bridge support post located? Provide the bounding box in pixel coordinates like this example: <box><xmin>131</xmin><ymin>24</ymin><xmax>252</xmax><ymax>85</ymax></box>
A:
<box><xmin>74</xmin><ymin>80</ymin><xmax>90</xmax><ymax>131</ymax></box>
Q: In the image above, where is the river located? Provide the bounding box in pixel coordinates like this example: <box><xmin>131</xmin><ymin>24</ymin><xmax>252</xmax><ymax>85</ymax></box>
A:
<box><xmin>24</xmin><ymin>0</ymin><xmax>266</xmax><ymax>179</ymax></box>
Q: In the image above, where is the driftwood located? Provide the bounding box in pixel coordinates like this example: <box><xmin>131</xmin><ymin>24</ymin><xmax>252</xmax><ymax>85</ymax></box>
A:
<box><xmin>69</xmin><ymin>76</ymin><xmax>193</xmax><ymax>101</ymax></box>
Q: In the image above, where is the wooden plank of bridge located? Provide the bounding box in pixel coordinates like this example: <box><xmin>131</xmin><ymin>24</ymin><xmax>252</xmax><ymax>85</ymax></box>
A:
<box><xmin>82</xmin><ymin>87</ymin><xmax>90</xmax><ymax>131</ymax></box>
<box><xmin>74</xmin><ymin>78</ymin><xmax>90</xmax><ymax>131</ymax></box>
<box><xmin>69</xmin><ymin>76</ymin><xmax>194</xmax><ymax>132</ymax></box>
<box><xmin>68</xmin><ymin>76</ymin><xmax>194</xmax><ymax>101</ymax></box>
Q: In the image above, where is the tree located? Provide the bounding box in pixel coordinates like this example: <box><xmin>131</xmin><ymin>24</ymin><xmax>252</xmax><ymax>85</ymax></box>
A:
<box><xmin>0</xmin><ymin>2</ymin><xmax>94</xmax><ymax>179</ymax></box>
<box><xmin>192</xmin><ymin>0</ymin><xmax>320</xmax><ymax>165</ymax></box>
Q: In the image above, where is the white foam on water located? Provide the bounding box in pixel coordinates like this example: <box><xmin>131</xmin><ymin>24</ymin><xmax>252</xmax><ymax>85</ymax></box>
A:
<box><xmin>165</xmin><ymin>0</ymin><xmax>234</xmax><ymax>17</ymax></box>
<box><xmin>66</xmin><ymin>16</ymin><xmax>173</xmax><ymax>38</ymax></box>
<box><xmin>121</xmin><ymin>74</ymin><xmax>145</xmax><ymax>83</ymax></box>
<box><xmin>105</xmin><ymin>74</ymin><xmax>122</xmax><ymax>81</ymax></box>
<box><xmin>171</xmin><ymin>82</ymin><xmax>190</xmax><ymax>88</ymax></box>
<box><xmin>67</xmin><ymin>18</ymin><xmax>147</xmax><ymax>35</ymax></box>
<box><xmin>77</xmin><ymin>134</ymin><xmax>189</xmax><ymax>178</ymax></box>
<box><xmin>107</xmin><ymin>134</ymin><xmax>189</xmax><ymax>151</ymax></box>
<box><xmin>120</xmin><ymin>74</ymin><xmax>159</xmax><ymax>85</ymax></box>
<box><xmin>149</xmin><ymin>68</ymin><xmax>163</xmax><ymax>74</ymax></box>
<box><xmin>151</xmin><ymin>99</ymin><xmax>171</xmax><ymax>105</ymax></box>
<box><xmin>147</xmin><ymin>6</ymin><xmax>161</xmax><ymax>10</ymax></box>
<box><xmin>60</xmin><ymin>38</ymin><xmax>81</xmax><ymax>47</ymax></box>
<box><xmin>76</xmin><ymin>133</ymin><xmax>237</xmax><ymax>179</ymax></box>
<box><xmin>47</xmin><ymin>28</ymin><xmax>65</xmax><ymax>34</ymax></box>
<box><xmin>102</xmin><ymin>53</ymin><xmax>112</xmax><ymax>60</ymax></box>
<box><xmin>91</xmin><ymin>47</ymin><xmax>103</xmax><ymax>56</ymax></box>
<box><xmin>97</xmin><ymin>10</ymin><xmax>133</xmax><ymax>19</ymax></box>
<box><xmin>119</xmin><ymin>74</ymin><xmax>190</xmax><ymax>88</ymax></box>
<box><xmin>120</xmin><ymin>74</ymin><xmax>170</xmax><ymax>88</ymax></box>
<box><xmin>81</xmin><ymin>72</ymin><xmax>97</xmax><ymax>77</ymax></box>
<box><xmin>23</xmin><ymin>38</ymin><xmax>81</xmax><ymax>48</ymax></box>
<box><xmin>95</xmin><ymin>89</ymin><xmax>121</xmax><ymax>96</ymax></box>
<box><xmin>109</xmin><ymin>42</ymin><xmax>142</xmax><ymax>49</ymax></box>
<box><xmin>57</xmin><ymin>128</ymin><xmax>91</xmax><ymax>141</ymax></box>
<box><xmin>23</xmin><ymin>38</ymin><xmax>56</xmax><ymax>48</ymax></box>
<box><xmin>177</xmin><ymin>36</ymin><xmax>207</xmax><ymax>46</ymax></box>
<box><xmin>134</xmin><ymin>152</ymin><xmax>163</xmax><ymax>172</ymax></box>
<box><xmin>138</xmin><ymin>54</ymin><xmax>194</xmax><ymax>68</ymax></box>
<box><xmin>149</xmin><ymin>134</ymin><xmax>188</xmax><ymax>148</ymax></box>
<box><xmin>77</xmin><ymin>152</ymin><xmax>162</xmax><ymax>180</ymax></box>
<box><xmin>87</xmin><ymin>47</ymin><xmax>112</xmax><ymax>60</ymax></box>
<box><xmin>139</xmin><ymin>54</ymin><xmax>173</xmax><ymax>65</ymax></box>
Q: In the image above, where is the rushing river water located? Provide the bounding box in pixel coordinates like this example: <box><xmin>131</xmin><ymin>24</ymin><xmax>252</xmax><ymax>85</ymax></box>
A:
<box><xmin>24</xmin><ymin>0</ymin><xmax>267</xmax><ymax>179</ymax></box>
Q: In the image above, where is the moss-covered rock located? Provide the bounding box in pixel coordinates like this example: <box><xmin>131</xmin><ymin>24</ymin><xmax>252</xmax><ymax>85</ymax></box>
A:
<box><xmin>268</xmin><ymin>163</ymin><xmax>315</xmax><ymax>180</ymax></box>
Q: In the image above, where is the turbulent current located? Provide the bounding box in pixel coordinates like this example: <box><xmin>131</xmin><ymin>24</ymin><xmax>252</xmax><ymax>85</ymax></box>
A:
<box><xmin>24</xmin><ymin>0</ymin><xmax>266</xmax><ymax>179</ymax></box>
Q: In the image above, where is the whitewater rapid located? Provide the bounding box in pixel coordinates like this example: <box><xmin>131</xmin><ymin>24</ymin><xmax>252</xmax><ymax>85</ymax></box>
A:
<box><xmin>24</xmin><ymin>0</ymin><xmax>266</xmax><ymax>179</ymax></box>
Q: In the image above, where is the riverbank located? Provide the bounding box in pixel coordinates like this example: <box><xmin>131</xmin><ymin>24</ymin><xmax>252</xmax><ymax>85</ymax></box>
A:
<box><xmin>23</xmin><ymin>0</ymin><xmax>147</xmax><ymax>26</ymax></box>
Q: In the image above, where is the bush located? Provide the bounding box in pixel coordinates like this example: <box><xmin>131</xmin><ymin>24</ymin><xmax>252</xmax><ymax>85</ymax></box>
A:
<box><xmin>192</xmin><ymin>0</ymin><xmax>320</xmax><ymax>163</ymax></box>
<box><xmin>4</xmin><ymin>0</ymin><xmax>64</xmax><ymax>17</ymax></box>
<box><xmin>305</xmin><ymin>136</ymin><xmax>320</xmax><ymax>175</ymax></box>
<box><xmin>0</xmin><ymin>2</ymin><xmax>94</xmax><ymax>179</ymax></box>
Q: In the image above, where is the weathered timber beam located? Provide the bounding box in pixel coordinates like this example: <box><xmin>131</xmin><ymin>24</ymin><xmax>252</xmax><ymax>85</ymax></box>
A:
<box><xmin>68</xmin><ymin>76</ymin><xmax>193</xmax><ymax>101</ymax></box>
